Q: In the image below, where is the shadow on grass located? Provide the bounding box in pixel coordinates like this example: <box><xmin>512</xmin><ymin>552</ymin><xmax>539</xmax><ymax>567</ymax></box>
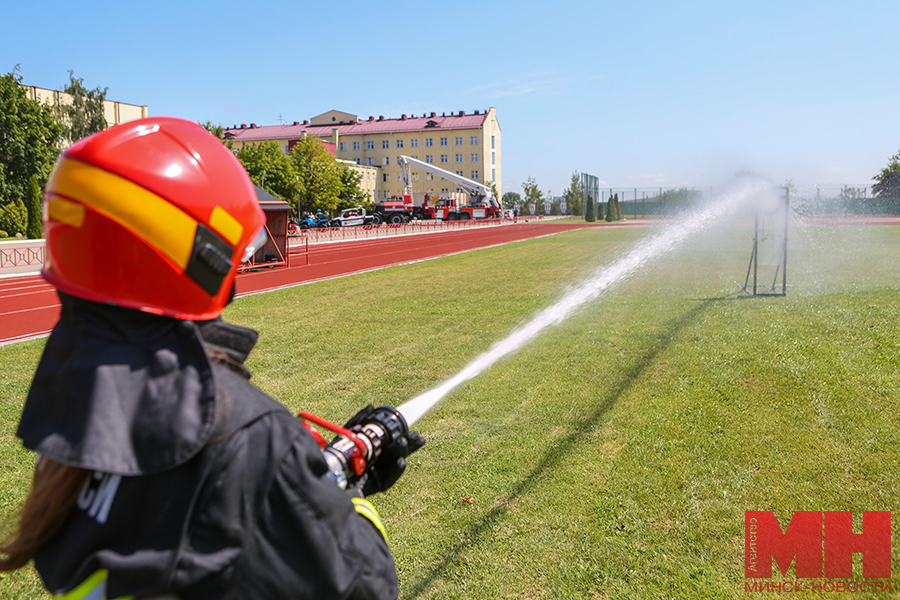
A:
<box><xmin>401</xmin><ymin>297</ymin><xmax>721</xmax><ymax>599</ymax></box>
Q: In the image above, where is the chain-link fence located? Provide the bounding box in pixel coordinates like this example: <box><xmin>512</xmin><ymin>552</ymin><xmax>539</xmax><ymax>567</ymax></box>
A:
<box><xmin>598</xmin><ymin>187</ymin><xmax>713</xmax><ymax>218</ymax></box>
<box><xmin>789</xmin><ymin>184</ymin><xmax>900</xmax><ymax>215</ymax></box>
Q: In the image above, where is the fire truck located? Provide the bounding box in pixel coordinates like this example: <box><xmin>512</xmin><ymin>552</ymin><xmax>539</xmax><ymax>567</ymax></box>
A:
<box><xmin>394</xmin><ymin>155</ymin><xmax>501</xmax><ymax>221</ymax></box>
<box><xmin>368</xmin><ymin>195</ymin><xmax>419</xmax><ymax>224</ymax></box>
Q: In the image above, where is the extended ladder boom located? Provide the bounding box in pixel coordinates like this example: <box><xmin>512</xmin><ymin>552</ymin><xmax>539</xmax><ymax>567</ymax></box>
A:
<box><xmin>398</xmin><ymin>155</ymin><xmax>497</xmax><ymax>208</ymax></box>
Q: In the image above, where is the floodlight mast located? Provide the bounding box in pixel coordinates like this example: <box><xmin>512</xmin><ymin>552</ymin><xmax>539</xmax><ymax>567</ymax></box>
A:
<box><xmin>398</xmin><ymin>155</ymin><xmax>499</xmax><ymax>210</ymax></box>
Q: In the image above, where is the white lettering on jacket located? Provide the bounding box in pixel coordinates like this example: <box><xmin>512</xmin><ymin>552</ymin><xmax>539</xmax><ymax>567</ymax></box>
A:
<box><xmin>77</xmin><ymin>472</ymin><xmax>122</xmax><ymax>525</ymax></box>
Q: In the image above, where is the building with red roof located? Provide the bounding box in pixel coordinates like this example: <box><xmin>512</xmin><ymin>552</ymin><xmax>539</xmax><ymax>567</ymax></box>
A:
<box><xmin>224</xmin><ymin>108</ymin><xmax>501</xmax><ymax>201</ymax></box>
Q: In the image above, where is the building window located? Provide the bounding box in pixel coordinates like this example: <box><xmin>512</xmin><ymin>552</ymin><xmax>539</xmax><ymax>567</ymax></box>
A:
<box><xmin>383</xmin><ymin>157</ymin><xmax>390</xmax><ymax>166</ymax></box>
<box><xmin>426</xmin><ymin>155</ymin><xmax>433</xmax><ymax>163</ymax></box>
<box><xmin>472</xmin><ymin>170</ymin><xmax>479</xmax><ymax>180</ymax></box>
<box><xmin>492</xmin><ymin>152</ymin><xmax>496</xmax><ymax>165</ymax></box>
<box><xmin>382</xmin><ymin>140</ymin><xmax>390</xmax><ymax>149</ymax></box>
<box><xmin>440</xmin><ymin>154</ymin><xmax>448</xmax><ymax>163</ymax></box>
<box><xmin>440</xmin><ymin>137</ymin><xmax>448</xmax><ymax>146</ymax></box>
<box><xmin>355</xmin><ymin>158</ymin><xmax>360</xmax><ymax>165</ymax></box>
<box><xmin>397</xmin><ymin>139</ymin><xmax>403</xmax><ymax>149</ymax></box>
<box><xmin>397</xmin><ymin>157</ymin><xmax>403</xmax><ymax>165</ymax></box>
<box><xmin>383</xmin><ymin>174</ymin><xmax>389</xmax><ymax>182</ymax></box>
<box><xmin>455</xmin><ymin>136</ymin><xmax>463</xmax><ymax>145</ymax></box>
<box><xmin>471</xmin><ymin>153</ymin><xmax>478</xmax><ymax>162</ymax></box>
<box><xmin>353</xmin><ymin>141</ymin><xmax>360</xmax><ymax>151</ymax></box>
<box><xmin>456</xmin><ymin>171</ymin><xmax>463</xmax><ymax>177</ymax></box>
<box><xmin>367</xmin><ymin>141</ymin><xmax>374</xmax><ymax>150</ymax></box>
<box><xmin>426</xmin><ymin>138</ymin><xmax>433</xmax><ymax>147</ymax></box>
<box><xmin>411</xmin><ymin>139</ymin><xmax>418</xmax><ymax>148</ymax></box>
<box><xmin>367</xmin><ymin>157</ymin><xmax>373</xmax><ymax>166</ymax></box>
<box><xmin>491</xmin><ymin>135</ymin><xmax>495</xmax><ymax>149</ymax></box>
<box><xmin>340</xmin><ymin>142</ymin><xmax>347</xmax><ymax>151</ymax></box>
<box><xmin>455</xmin><ymin>154</ymin><xmax>463</xmax><ymax>162</ymax></box>
<box><xmin>470</xmin><ymin>135</ymin><xmax>478</xmax><ymax>145</ymax></box>
<box><xmin>492</xmin><ymin>168</ymin><xmax>496</xmax><ymax>182</ymax></box>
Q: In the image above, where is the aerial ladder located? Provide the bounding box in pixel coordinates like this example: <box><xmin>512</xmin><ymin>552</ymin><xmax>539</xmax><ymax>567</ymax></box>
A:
<box><xmin>397</xmin><ymin>155</ymin><xmax>501</xmax><ymax>220</ymax></box>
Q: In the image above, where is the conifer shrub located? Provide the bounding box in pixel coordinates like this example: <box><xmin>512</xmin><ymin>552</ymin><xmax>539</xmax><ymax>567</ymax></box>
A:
<box><xmin>584</xmin><ymin>196</ymin><xmax>595</xmax><ymax>222</ymax></box>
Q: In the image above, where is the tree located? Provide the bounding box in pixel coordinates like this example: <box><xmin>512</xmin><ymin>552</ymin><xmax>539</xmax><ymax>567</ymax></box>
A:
<box><xmin>56</xmin><ymin>70</ymin><xmax>108</xmax><ymax>145</ymax></box>
<box><xmin>488</xmin><ymin>181</ymin><xmax>500</xmax><ymax>205</ymax></box>
<box><xmin>291</xmin><ymin>136</ymin><xmax>342</xmax><ymax>215</ymax></box>
<box><xmin>563</xmin><ymin>171</ymin><xmax>584</xmax><ymax>216</ymax></box>
<box><xmin>873</xmin><ymin>150</ymin><xmax>900</xmax><ymax>198</ymax></box>
<box><xmin>502</xmin><ymin>191</ymin><xmax>521</xmax><ymax>209</ymax></box>
<box><xmin>335</xmin><ymin>164</ymin><xmax>369</xmax><ymax>211</ymax></box>
<box><xmin>0</xmin><ymin>67</ymin><xmax>62</xmax><ymax>211</ymax></box>
<box><xmin>25</xmin><ymin>176</ymin><xmax>42</xmax><ymax>239</ymax></box>
<box><xmin>522</xmin><ymin>177</ymin><xmax>543</xmax><ymax>214</ymax></box>
<box><xmin>234</xmin><ymin>141</ymin><xmax>299</xmax><ymax>203</ymax></box>
<box><xmin>584</xmin><ymin>189</ymin><xmax>595</xmax><ymax>222</ymax></box>
<box><xmin>201</xmin><ymin>121</ymin><xmax>225</xmax><ymax>140</ymax></box>
<box><xmin>606</xmin><ymin>193</ymin><xmax>618</xmax><ymax>222</ymax></box>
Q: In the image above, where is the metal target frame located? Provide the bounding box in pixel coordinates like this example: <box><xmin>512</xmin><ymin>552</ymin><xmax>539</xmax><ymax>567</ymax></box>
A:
<box><xmin>740</xmin><ymin>186</ymin><xmax>789</xmax><ymax>296</ymax></box>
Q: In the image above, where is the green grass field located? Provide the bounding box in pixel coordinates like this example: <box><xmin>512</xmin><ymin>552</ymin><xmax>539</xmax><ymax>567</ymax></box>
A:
<box><xmin>1</xmin><ymin>216</ymin><xmax>898</xmax><ymax>599</ymax></box>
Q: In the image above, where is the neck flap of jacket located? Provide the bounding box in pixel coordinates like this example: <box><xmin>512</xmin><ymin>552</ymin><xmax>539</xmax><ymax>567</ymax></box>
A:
<box><xmin>17</xmin><ymin>293</ymin><xmax>220</xmax><ymax>476</ymax></box>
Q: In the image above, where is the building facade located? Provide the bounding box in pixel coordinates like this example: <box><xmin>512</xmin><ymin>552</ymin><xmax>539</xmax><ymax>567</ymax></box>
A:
<box><xmin>224</xmin><ymin>108</ymin><xmax>501</xmax><ymax>202</ymax></box>
<box><xmin>21</xmin><ymin>84</ymin><xmax>148</xmax><ymax>128</ymax></box>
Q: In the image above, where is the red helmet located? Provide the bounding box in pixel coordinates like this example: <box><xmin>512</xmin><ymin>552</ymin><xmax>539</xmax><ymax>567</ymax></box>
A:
<box><xmin>42</xmin><ymin>117</ymin><xmax>266</xmax><ymax>320</ymax></box>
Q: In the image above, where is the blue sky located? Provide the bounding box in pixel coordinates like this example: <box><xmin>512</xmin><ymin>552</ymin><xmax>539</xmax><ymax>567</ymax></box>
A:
<box><xmin>4</xmin><ymin>0</ymin><xmax>898</xmax><ymax>196</ymax></box>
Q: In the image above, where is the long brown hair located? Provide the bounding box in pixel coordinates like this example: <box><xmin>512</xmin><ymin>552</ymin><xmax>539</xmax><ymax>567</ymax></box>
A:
<box><xmin>0</xmin><ymin>457</ymin><xmax>90</xmax><ymax>571</ymax></box>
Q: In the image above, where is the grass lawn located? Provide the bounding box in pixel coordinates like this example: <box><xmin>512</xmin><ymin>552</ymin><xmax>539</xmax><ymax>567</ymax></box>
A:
<box><xmin>0</xmin><ymin>215</ymin><xmax>898</xmax><ymax>599</ymax></box>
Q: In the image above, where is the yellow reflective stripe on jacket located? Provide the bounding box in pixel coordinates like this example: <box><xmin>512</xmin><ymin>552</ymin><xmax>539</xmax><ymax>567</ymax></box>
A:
<box><xmin>56</xmin><ymin>569</ymin><xmax>134</xmax><ymax>600</ymax></box>
<box><xmin>351</xmin><ymin>497</ymin><xmax>387</xmax><ymax>541</ymax></box>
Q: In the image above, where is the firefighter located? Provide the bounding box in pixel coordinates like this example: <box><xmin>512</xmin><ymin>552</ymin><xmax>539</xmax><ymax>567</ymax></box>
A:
<box><xmin>0</xmin><ymin>117</ymin><xmax>423</xmax><ymax>599</ymax></box>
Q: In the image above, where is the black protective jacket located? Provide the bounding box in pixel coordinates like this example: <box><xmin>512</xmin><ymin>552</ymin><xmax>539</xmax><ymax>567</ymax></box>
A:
<box><xmin>17</xmin><ymin>294</ymin><xmax>397</xmax><ymax>599</ymax></box>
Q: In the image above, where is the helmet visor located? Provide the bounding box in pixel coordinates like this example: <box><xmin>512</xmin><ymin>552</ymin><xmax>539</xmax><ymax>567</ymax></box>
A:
<box><xmin>242</xmin><ymin>227</ymin><xmax>268</xmax><ymax>263</ymax></box>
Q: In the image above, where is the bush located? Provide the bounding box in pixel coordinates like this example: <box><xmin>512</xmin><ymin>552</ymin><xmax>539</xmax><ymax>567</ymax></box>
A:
<box><xmin>0</xmin><ymin>199</ymin><xmax>26</xmax><ymax>236</ymax></box>
<box><xmin>25</xmin><ymin>176</ymin><xmax>42</xmax><ymax>239</ymax></box>
<box><xmin>0</xmin><ymin>230</ymin><xmax>7</xmax><ymax>238</ymax></box>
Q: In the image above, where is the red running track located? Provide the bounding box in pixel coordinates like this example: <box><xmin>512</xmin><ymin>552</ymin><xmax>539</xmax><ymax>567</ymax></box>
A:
<box><xmin>0</xmin><ymin>222</ymin><xmax>610</xmax><ymax>345</ymax></box>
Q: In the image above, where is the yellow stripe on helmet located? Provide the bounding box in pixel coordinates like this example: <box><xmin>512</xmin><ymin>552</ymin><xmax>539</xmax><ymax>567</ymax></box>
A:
<box><xmin>209</xmin><ymin>205</ymin><xmax>243</xmax><ymax>247</ymax></box>
<box><xmin>47</xmin><ymin>194</ymin><xmax>86</xmax><ymax>228</ymax></box>
<box><xmin>48</xmin><ymin>159</ymin><xmax>199</xmax><ymax>271</ymax></box>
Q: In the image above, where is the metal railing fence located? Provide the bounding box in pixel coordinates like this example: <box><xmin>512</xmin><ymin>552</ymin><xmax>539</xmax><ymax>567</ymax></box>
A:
<box><xmin>289</xmin><ymin>216</ymin><xmax>520</xmax><ymax>246</ymax></box>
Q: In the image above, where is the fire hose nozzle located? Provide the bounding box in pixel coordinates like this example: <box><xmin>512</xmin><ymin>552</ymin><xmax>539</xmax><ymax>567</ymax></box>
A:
<box><xmin>298</xmin><ymin>406</ymin><xmax>408</xmax><ymax>489</ymax></box>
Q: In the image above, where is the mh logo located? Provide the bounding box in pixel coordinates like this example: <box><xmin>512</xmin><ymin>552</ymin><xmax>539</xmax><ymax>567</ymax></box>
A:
<box><xmin>745</xmin><ymin>511</ymin><xmax>891</xmax><ymax>579</ymax></box>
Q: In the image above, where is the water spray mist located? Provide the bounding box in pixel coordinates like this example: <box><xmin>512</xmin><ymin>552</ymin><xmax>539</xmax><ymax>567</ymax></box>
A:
<box><xmin>398</xmin><ymin>178</ymin><xmax>770</xmax><ymax>427</ymax></box>
<box><xmin>306</xmin><ymin>179</ymin><xmax>771</xmax><ymax>486</ymax></box>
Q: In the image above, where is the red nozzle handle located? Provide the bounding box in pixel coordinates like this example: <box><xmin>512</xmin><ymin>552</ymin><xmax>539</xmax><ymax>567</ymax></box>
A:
<box><xmin>298</xmin><ymin>411</ymin><xmax>368</xmax><ymax>475</ymax></box>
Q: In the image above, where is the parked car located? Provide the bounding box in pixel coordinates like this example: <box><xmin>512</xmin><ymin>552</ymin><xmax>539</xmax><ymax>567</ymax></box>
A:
<box><xmin>330</xmin><ymin>208</ymin><xmax>375</xmax><ymax>227</ymax></box>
